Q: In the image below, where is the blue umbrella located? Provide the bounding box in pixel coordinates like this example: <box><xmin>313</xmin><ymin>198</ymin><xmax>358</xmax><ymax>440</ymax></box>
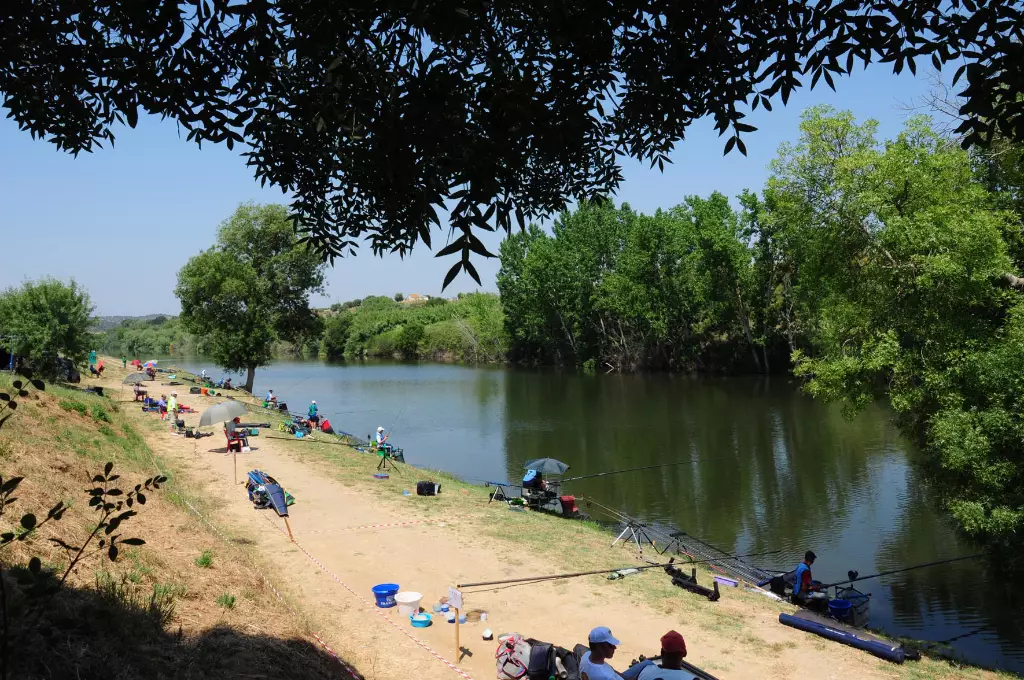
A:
<box><xmin>524</xmin><ymin>458</ymin><xmax>570</xmax><ymax>475</ymax></box>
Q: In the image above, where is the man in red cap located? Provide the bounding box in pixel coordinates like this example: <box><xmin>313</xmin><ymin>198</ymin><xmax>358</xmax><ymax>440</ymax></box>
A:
<box><xmin>637</xmin><ymin>631</ymin><xmax>695</xmax><ymax>680</ymax></box>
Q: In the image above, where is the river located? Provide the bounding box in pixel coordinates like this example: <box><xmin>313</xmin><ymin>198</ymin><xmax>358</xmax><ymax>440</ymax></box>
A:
<box><xmin>167</xmin><ymin>358</ymin><xmax>1023</xmax><ymax>673</ymax></box>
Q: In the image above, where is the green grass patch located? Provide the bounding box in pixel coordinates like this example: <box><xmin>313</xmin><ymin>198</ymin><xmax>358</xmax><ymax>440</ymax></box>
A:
<box><xmin>194</xmin><ymin>549</ymin><xmax>214</xmax><ymax>569</ymax></box>
<box><xmin>91</xmin><ymin>404</ymin><xmax>112</xmax><ymax>422</ymax></box>
<box><xmin>216</xmin><ymin>592</ymin><xmax>236</xmax><ymax>609</ymax></box>
<box><xmin>58</xmin><ymin>398</ymin><xmax>88</xmax><ymax>415</ymax></box>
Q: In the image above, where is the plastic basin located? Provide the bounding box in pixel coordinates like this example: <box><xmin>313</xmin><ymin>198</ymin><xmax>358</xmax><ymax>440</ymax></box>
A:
<box><xmin>410</xmin><ymin>613</ymin><xmax>432</xmax><ymax>628</ymax></box>
<box><xmin>395</xmin><ymin>591</ymin><xmax>422</xmax><ymax>617</ymax></box>
<box><xmin>372</xmin><ymin>583</ymin><xmax>400</xmax><ymax>608</ymax></box>
<box><xmin>828</xmin><ymin>599</ymin><xmax>853</xmax><ymax>622</ymax></box>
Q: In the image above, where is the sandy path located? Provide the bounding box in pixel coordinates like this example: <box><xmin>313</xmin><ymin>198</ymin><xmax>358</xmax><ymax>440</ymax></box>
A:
<box><xmin>104</xmin><ymin>372</ymin><xmax>906</xmax><ymax>680</ymax></box>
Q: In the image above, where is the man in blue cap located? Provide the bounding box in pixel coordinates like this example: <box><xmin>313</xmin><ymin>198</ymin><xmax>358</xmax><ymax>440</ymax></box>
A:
<box><xmin>581</xmin><ymin>626</ymin><xmax>622</xmax><ymax>680</ymax></box>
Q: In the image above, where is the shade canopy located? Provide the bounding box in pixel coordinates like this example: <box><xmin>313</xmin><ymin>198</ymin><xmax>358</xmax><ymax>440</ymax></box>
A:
<box><xmin>198</xmin><ymin>400</ymin><xmax>249</xmax><ymax>427</ymax></box>
<box><xmin>122</xmin><ymin>372</ymin><xmax>147</xmax><ymax>385</ymax></box>
<box><xmin>524</xmin><ymin>458</ymin><xmax>570</xmax><ymax>475</ymax></box>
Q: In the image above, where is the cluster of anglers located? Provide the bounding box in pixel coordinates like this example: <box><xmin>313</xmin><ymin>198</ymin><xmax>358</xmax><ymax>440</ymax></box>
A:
<box><xmin>500</xmin><ymin>627</ymin><xmax>699</xmax><ymax>680</ymax></box>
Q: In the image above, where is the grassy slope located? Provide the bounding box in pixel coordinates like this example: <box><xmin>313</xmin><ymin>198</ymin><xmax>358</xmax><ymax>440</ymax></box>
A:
<box><xmin>0</xmin><ymin>373</ymin><xmax>355</xmax><ymax>679</ymax></box>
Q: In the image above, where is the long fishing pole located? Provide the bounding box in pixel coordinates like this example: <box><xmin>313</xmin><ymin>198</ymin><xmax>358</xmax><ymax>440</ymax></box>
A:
<box><xmin>457</xmin><ymin>549</ymin><xmax>786</xmax><ymax>589</ymax></box>
<box><xmin>819</xmin><ymin>554</ymin><xmax>984</xmax><ymax>589</ymax></box>
<box><xmin>561</xmin><ymin>459</ymin><xmax>697</xmax><ymax>483</ymax></box>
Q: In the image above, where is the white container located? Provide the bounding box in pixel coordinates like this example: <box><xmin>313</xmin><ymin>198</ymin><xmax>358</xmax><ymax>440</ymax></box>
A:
<box><xmin>395</xmin><ymin>591</ymin><xmax>423</xmax><ymax>617</ymax></box>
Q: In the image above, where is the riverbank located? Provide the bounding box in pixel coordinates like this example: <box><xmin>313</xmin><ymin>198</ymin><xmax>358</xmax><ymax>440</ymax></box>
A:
<box><xmin>62</xmin><ymin>360</ymin><xmax>1014</xmax><ymax>679</ymax></box>
<box><xmin>0</xmin><ymin>371</ymin><xmax>351</xmax><ymax>678</ymax></box>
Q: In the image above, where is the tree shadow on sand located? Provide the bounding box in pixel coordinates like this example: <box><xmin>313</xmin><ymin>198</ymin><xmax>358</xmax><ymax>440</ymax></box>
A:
<box><xmin>7</xmin><ymin>570</ymin><xmax>361</xmax><ymax>680</ymax></box>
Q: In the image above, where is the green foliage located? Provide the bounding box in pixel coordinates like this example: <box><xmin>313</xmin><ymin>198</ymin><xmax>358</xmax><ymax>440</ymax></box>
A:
<box><xmin>394</xmin><ymin>292</ymin><xmax>404</xmax><ymax>302</ymax></box>
<box><xmin>59</xmin><ymin>399</ymin><xmax>88</xmax><ymax>416</ymax></box>
<box><xmin>96</xmin><ymin>315</ymin><xmax>193</xmax><ymax>358</ymax></box>
<box><xmin>194</xmin><ymin>549</ymin><xmax>214</xmax><ymax>569</ymax></box>
<box><xmin>778</xmin><ymin>108</ymin><xmax>1024</xmax><ymax>542</ymax></box>
<box><xmin>216</xmin><ymin>592</ymin><xmax>236</xmax><ymax>609</ymax></box>
<box><xmin>175</xmin><ymin>203</ymin><xmax>327</xmax><ymax>390</ymax></box>
<box><xmin>340</xmin><ymin>292</ymin><xmax>505</xmax><ymax>362</ymax></box>
<box><xmin>91</xmin><ymin>404</ymin><xmax>112</xmax><ymax>423</ymax></box>
<box><xmin>0</xmin><ymin>278</ymin><xmax>94</xmax><ymax>377</ymax></box>
<box><xmin>396</xmin><ymin>323</ymin><xmax>424</xmax><ymax>358</ymax></box>
<box><xmin>319</xmin><ymin>312</ymin><xmax>353</xmax><ymax>360</ymax></box>
<box><xmin>497</xmin><ymin>200</ymin><xmax>773</xmax><ymax>371</ymax></box>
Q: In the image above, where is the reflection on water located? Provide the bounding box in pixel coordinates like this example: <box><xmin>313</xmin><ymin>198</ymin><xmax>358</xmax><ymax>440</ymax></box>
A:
<box><xmin>168</xmin><ymin>358</ymin><xmax>1024</xmax><ymax>672</ymax></box>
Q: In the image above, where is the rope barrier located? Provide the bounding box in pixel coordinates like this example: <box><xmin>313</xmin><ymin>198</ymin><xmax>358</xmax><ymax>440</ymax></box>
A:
<box><xmin>136</xmin><ymin>421</ymin><xmax>363</xmax><ymax>679</ymax></box>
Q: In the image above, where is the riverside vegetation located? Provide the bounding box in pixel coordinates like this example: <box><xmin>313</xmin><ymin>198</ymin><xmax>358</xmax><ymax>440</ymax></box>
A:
<box><xmin>21</xmin><ymin>105</ymin><xmax>1024</xmax><ymax>553</ymax></box>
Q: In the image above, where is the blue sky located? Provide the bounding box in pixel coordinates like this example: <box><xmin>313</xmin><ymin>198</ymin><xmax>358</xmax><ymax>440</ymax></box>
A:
<box><xmin>0</xmin><ymin>65</ymin><xmax>941</xmax><ymax>316</ymax></box>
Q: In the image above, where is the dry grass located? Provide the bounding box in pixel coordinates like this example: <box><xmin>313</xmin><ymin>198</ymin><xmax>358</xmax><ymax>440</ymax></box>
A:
<box><xmin>0</xmin><ymin>373</ymin><xmax>359</xmax><ymax>679</ymax></box>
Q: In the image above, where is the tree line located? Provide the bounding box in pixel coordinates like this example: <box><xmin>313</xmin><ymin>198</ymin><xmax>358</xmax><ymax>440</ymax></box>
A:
<box><xmin>499</xmin><ymin>106</ymin><xmax>1024</xmax><ymax>546</ymax></box>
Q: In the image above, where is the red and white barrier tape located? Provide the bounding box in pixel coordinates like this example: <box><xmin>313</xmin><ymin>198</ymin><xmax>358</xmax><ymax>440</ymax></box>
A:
<box><xmin>182</xmin><ymin>498</ymin><xmax>363</xmax><ymax>679</ymax></box>
<box><xmin>297</xmin><ymin>517</ymin><xmax>457</xmax><ymax>535</ymax></box>
<box><xmin>263</xmin><ymin>514</ymin><xmax>474</xmax><ymax>680</ymax></box>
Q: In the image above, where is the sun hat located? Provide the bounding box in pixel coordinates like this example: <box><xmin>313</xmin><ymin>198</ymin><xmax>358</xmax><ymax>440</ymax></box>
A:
<box><xmin>588</xmin><ymin>626</ymin><xmax>620</xmax><ymax>646</ymax></box>
<box><xmin>377</xmin><ymin>426</ymin><xmax>384</xmax><ymax>432</ymax></box>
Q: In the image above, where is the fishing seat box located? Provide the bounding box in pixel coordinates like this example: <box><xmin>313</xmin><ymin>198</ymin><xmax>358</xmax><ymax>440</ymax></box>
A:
<box><xmin>416</xmin><ymin>481</ymin><xmax>440</xmax><ymax>496</ymax></box>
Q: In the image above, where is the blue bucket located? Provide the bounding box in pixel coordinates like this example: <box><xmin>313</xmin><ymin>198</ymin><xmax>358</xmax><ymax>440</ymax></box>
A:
<box><xmin>828</xmin><ymin>599</ymin><xmax>853</xmax><ymax>622</ymax></box>
<box><xmin>372</xmin><ymin>583</ymin><xmax>400</xmax><ymax>608</ymax></box>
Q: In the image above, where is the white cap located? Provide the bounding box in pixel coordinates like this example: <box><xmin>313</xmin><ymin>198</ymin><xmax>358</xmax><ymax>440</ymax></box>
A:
<box><xmin>377</xmin><ymin>426</ymin><xmax>384</xmax><ymax>432</ymax></box>
<box><xmin>312</xmin><ymin>400</ymin><xmax>316</xmax><ymax>404</ymax></box>
<box><xmin>171</xmin><ymin>391</ymin><xmax>177</xmax><ymax>395</ymax></box>
<box><xmin>588</xmin><ymin>627</ymin><xmax>620</xmax><ymax>646</ymax></box>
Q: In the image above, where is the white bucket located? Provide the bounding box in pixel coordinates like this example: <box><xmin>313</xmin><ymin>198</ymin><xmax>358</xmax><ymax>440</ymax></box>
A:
<box><xmin>395</xmin><ymin>591</ymin><xmax>422</xmax><ymax>617</ymax></box>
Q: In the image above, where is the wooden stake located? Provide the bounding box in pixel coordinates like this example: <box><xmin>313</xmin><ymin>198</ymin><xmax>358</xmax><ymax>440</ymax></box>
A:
<box><xmin>454</xmin><ymin>607</ymin><xmax>460</xmax><ymax>662</ymax></box>
<box><xmin>283</xmin><ymin>516</ymin><xmax>294</xmax><ymax>542</ymax></box>
<box><xmin>233</xmin><ymin>450</ymin><xmax>237</xmax><ymax>485</ymax></box>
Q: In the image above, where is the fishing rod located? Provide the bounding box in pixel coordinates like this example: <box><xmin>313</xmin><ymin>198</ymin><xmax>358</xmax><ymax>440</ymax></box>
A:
<box><xmin>560</xmin><ymin>459</ymin><xmax>697</xmax><ymax>484</ymax></box>
<box><xmin>457</xmin><ymin>549</ymin><xmax>787</xmax><ymax>590</ymax></box>
<box><xmin>819</xmin><ymin>554</ymin><xmax>984</xmax><ymax>589</ymax></box>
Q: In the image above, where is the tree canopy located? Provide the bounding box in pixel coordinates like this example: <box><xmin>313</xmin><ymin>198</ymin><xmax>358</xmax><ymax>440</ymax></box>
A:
<box><xmin>0</xmin><ymin>279</ymin><xmax>94</xmax><ymax>377</ymax></box>
<box><xmin>175</xmin><ymin>203</ymin><xmax>326</xmax><ymax>391</ymax></box>
<box><xmin>3</xmin><ymin>1</ymin><xmax>1023</xmax><ymax>285</ymax></box>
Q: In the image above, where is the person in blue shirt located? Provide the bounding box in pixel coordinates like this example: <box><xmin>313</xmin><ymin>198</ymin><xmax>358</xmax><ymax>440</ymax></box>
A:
<box><xmin>792</xmin><ymin>550</ymin><xmax>828</xmax><ymax>606</ymax></box>
<box><xmin>308</xmin><ymin>400</ymin><xmax>319</xmax><ymax>426</ymax></box>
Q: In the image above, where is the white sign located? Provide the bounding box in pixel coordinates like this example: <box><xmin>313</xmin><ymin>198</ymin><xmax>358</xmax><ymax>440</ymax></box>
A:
<box><xmin>448</xmin><ymin>586</ymin><xmax>463</xmax><ymax>611</ymax></box>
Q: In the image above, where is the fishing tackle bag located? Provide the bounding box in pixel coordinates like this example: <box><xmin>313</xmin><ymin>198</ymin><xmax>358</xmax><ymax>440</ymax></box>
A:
<box><xmin>496</xmin><ymin>634</ymin><xmax>531</xmax><ymax>679</ymax></box>
<box><xmin>416</xmin><ymin>481</ymin><xmax>440</xmax><ymax>496</ymax></box>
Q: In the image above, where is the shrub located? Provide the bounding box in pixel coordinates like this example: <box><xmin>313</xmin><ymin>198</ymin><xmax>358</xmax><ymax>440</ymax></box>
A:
<box><xmin>216</xmin><ymin>592</ymin><xmax>236</xmax><ymax>609</ymax></box>
<box><xmin>194</xmin><ymin>549</ymin><xmax>214</xmax><ymax>568</ymax></box>
<box><xmin>91</xmin><ymin>404</ymin><xmax>111</xmax><ymax>422</ymax></box>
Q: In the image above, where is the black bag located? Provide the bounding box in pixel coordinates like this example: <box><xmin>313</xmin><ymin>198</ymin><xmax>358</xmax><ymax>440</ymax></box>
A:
<box><xmin>416</xmin><ymin>481</ymin><xmax>440</xmax><ymax>496</ymax></box>
<box><xmin>527</xmin><ymin>642</ymin><xmax>554</xmax><ymax>680</ymax></box>
<box><xmin>189</xmin><ymin>386</ymin><xmax>201</xmax><ymax>394</ymax></box>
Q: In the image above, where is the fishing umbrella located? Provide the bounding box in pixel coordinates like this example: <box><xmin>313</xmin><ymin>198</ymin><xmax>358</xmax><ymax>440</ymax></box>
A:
<box><xmin>119</xmin><ymin>372</ymin><xmax>149</xmax><ymax>400</ymax></box>
<box><xmin>130</xmin><ymin>359</ymin><xmax>142</xmax><ymax>367</ymax></box>
<box><xmin>198</xmin><ymin>400</ymin><xmax>249</xmax><ymax>428</ymax></box>
<box><xmin>144</xmin><ymin>360</ymin><xmax>158</xmax><ymax>367</ymax></box>
<box><xmin>524</xmin><ymin>458</ymin><xmax>570</xmax><ymax>475</ymax></box>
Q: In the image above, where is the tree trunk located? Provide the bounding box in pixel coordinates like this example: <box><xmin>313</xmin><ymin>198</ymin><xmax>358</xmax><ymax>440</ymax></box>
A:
<box><xmin>244</xmin><ymin>365</ymin><xmax>256</xmax><ymax>393</ymax></box>
<box><xmin>734</xmin><ymin>286</ymin><xmax>763</xmax><ymax>374</ymax></box>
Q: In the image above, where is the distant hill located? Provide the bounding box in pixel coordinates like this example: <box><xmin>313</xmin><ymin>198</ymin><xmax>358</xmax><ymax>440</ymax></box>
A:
<box><xmin>91</xmin><ymin>314</ymin><xmax>175</xmax><ymax>331</ymax></box>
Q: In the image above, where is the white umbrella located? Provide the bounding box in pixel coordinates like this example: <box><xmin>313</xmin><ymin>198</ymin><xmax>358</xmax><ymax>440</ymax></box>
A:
<box><xmin>198</xmin><ymin>400</ymin><xmax>249</xmax><ymax>427</ymax></box>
